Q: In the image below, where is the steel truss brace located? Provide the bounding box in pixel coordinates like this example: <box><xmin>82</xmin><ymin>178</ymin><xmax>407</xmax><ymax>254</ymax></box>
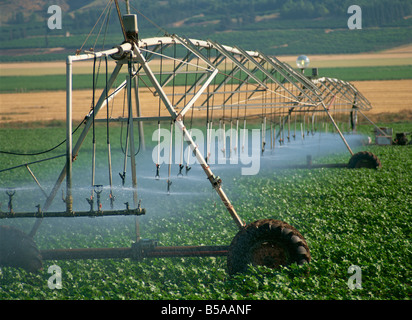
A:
<box><xmin>131</xmin><ymin>43</ymin><xmax>245</xmax><ymax>229</ymax></box>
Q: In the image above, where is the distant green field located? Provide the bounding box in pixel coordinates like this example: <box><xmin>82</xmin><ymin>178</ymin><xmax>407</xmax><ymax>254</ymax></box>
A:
<box><xmin>1</xmin><ymin>65</ymin><xmax>411</xmax><ymax>93</ymax></box>
<box><xmin>1</xmin><ymin>23</ymin><xmax>411</xmax><ymax>62</ymax></box>
<box><xmin>317</xmin><ymin>65</ymin><xmax>412</xmax><ymax>81</ymax></box>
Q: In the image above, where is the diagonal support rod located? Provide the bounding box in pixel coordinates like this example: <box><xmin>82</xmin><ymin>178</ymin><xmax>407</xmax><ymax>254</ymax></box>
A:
<box><xmin>132</xmin><ymin>42</ymin><xmax>245</xmax><ymax>230</ymax></box>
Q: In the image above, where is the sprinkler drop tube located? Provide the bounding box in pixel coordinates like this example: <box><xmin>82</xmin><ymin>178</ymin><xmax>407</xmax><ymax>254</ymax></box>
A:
<box><xmin>242</xmin><ymin>119</ymin><xmax>246</xmax><ymax>152</ymax></box>
<box><xmin>167</xmin><ymin>121</ymin><xmax>173</xmax><ymax>193</ymax></box>
<box><xmin>176</xmin><ymin>118</ymin><xmax>245</xmax><ymax>230</ymax></box>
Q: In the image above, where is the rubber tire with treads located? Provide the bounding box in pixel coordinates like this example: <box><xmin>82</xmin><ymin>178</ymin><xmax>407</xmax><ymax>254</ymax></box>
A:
<box><xmin>227</xmin><ymin>219</ymin><xmax>311</xmax><ymax>275</ymax></box>
<box><xmin>0</xmin><ymin>225</ymin><xmax>43</xmax><ymax>272</ymax></box>
<box><xmin>348</xmin><ymin>151</ymin><xmax>381</xmax><ymax>169</ymax></box>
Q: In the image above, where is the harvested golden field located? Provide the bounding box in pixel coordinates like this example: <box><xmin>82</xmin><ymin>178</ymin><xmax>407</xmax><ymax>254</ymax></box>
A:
<box><xmin>0</xmin><ymin>79</ymin><xmax>411</xmax><ymax>124</ymax></box>
<box><xmin>1</xmin><ymin>45</ymin><xmax>411</xmax><ymax>125</ymax></box>
<box><xmin>280</xmin><ymin>44</ymin><xmax>412</xmax><ymax>68</ymax></box>
<box><xmin>352</xmin><ymin>80</ymin><xmax>412</xmax><ymax>114</ymax></box>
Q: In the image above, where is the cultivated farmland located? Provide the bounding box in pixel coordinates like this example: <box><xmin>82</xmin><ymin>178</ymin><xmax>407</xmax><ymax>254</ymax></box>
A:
<box><xmin>1</xmin><ymin>79</ymin><xmax>412</xmax><ymax>124</ymax></box>
<box><xmin>0</xmin><ymin>47</ymin><xmax>411</xmax><ymax>301</ymax></box>
<box><xmin>1</xmin><ymin>45</ymin><xmax>412</xmax><ymax>124</ymax></box>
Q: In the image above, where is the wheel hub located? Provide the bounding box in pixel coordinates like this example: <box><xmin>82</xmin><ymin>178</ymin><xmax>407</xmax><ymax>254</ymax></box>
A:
<box><xmin>251</xmin><ymin>241</ymin><xmax>288</xmax><ymax>269</ymax></box>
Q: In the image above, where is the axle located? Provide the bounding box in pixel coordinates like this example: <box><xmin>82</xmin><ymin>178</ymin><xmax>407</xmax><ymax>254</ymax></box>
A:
<box><xmin>40</xmin><ymin>242</ymin><xmax>229</xmax><ymax>261</ymax></box>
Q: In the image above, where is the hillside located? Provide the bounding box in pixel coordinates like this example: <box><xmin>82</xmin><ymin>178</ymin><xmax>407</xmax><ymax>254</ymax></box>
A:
<box><xmin>0</xmin><ymin>0</ymin><xmax>412</xmax><ymax>61</ymax></box>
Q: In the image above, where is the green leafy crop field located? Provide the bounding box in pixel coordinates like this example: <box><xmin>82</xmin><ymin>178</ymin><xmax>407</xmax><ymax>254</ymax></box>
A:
<box><xmin>0</xmin><ymin>122</ymin><xmax>411</xmax><ymax>300</ymax></box>
<box><xmin>2</xmin><ymin>65</ymin><xmax>412</xmax><ymax>93</ymax></box>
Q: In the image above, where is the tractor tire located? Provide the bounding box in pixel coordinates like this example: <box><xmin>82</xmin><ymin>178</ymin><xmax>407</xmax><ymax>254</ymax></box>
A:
<box><xmin>348</xmin><ymin>151</ymin><xmax>381</xmax><ymax>169</ymax></box>
<box><xmin>0</xmin><ymin>225</ymin><xmax>43</xmax><ymax>272</ymax></box>
<box><xmin>394</xmin><ymin>133</ymin><xmax>408</xmax><ymax>145</ymax></box>
<box><xmin>227</xmin><ymin>219</ymin><xmax>311</xmax><ymax>275</ymax></box>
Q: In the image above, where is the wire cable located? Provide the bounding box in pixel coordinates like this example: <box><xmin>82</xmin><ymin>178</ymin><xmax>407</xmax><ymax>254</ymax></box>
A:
<box><xmin>0</xmin><ymin>121</ymin><xmax>83</xmax><ymax>156</ymax></box>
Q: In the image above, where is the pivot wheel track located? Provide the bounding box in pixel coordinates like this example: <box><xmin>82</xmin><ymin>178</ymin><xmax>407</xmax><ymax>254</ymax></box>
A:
<box><xmin>348</xmin><ymin>151</ymin><xmax>381</xmax><ymax>169</ymax></box>
<box><xmin>0</xmin><ymin>225</ymin><xmax>42</xmax><ymax>273</ymax></box>
<box><xmin>227</xmin><ymin>219</ymin><xmax>311</xmax><ymax>275</ymax></box>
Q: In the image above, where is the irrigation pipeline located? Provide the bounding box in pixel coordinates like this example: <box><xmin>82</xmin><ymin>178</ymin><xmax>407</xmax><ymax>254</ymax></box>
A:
<box><xmin>40</xmin><ymin>245</ymin><xmax>229</xmax><ymax>261</ymax></box>
<box><xmin>0</xmin><ymin>207</ymin><xmax>145</xmax><ymax>219</ymax></box>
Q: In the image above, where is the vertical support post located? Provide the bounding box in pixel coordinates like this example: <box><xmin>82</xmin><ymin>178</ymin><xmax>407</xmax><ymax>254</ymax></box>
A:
<box><xmin>127</xmin><ymin>77</ymin><xmax>138</xmax><ymax>204</ymax></box>
<box><xmin>66</xmin><ymin>56</ymin><xmax>73</xmax><ymax>214</ymax></box>
<box><xmin>127</xmin><ymin>63</ymin><xmax>140</xmax><ymax>242</ymax></box>
<box><xmin>167</xmin><ymin>121</ymin><xmax>173</xmax><ymax>194</ymax></box>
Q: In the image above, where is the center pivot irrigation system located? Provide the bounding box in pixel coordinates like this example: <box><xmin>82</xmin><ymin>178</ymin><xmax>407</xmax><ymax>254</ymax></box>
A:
<box><xmin>1</xmin><ymin>1</ymin><xmax>382</xmax><ymax>275</ymax></box>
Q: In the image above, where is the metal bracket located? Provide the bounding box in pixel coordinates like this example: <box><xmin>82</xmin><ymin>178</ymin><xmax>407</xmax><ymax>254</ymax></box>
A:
<box><xmin>208</xmin><ymin>175</ymin><xmax>222</xmax><ymax>189</ymax></box>
<box><xmin>131</xmin><ymin>239</ymin><xmax>158</xmax><ymax>261</ymax></box>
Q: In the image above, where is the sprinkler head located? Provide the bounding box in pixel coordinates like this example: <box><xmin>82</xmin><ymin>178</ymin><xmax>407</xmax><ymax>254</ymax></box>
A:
<box><xmin>6</xmin><ymin>189</ymin><xmax>15</xmax><ymax>214</ymax></box>
<box><xmin>93</xmin><ymin>185</ymin><xmax>103</xmax><ymax>195</ymax></box>
<box><xmin>177</xmin><ymin>164</ymin><xmax>184</xmax><ymax>177</ymax></box>
<box><xmin>296</xmin><ymin>55</ymin><xmax>310</xmax><ymax>73</ymax></box>
<box><xmin>155</xmin><ymin>164</ymin><xmax>160</xmax><ymax>180</ymax></box>
<box><xmin>185</xmin><ymin>165</ymin><xmax>191</xmax><ymax>175</ymax></box>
